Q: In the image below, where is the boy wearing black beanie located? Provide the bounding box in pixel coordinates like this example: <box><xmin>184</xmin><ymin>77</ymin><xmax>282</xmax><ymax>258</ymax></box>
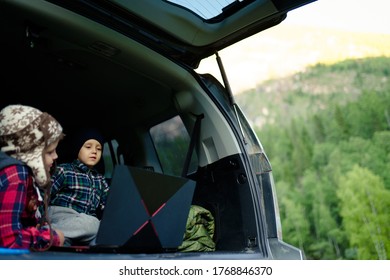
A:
<box><xmin>48</xmin><ymin>127</ymin><xmax>109</xmax><ymax>246</ymax></box>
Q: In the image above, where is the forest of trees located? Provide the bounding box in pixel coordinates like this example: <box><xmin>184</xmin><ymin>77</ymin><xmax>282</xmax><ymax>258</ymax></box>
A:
<box><xmin>236</xmin><ymin>56</ymin><xmax>390</xmax><ymax>259</ymax></box>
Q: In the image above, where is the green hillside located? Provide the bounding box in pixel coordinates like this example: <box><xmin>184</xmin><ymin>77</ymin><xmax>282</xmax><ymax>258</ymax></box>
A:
<box><xmin>236</xmin><ymin>56</ymin><xmax>390</xmax><ymax>260</ymax></box>
<box><xmin>236</xmin><ymin>56</ymin><xmax>390</xmax><ymax>128</ymax></box>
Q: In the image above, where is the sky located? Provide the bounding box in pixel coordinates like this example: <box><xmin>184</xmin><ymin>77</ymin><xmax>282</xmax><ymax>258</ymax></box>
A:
<box><xmin>197</xmin><ymin>0</ymin><xmax>390</xmax><ymax>93</ymax></box>
<box><xmin>285</xmin><ymin>0</ymin><xmax>390</xmax><ymax>35</ymax></box>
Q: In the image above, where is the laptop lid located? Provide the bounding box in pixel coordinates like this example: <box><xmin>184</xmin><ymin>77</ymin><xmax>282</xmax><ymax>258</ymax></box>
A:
<box><xmin>95</xmin><ymin>164</ymin><xmax>196</xmax><ymax>253</ymax></box>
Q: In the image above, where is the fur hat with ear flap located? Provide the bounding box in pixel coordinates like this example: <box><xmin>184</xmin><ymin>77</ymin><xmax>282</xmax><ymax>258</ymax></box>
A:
<box><xmin>0</xmin><ymin>104</ymin><xmax>64</xmax><ymax>188</ymax></box>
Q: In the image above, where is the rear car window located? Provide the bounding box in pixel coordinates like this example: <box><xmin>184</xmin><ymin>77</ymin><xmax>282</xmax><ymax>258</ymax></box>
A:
<box><xmin>150</xmin><ymin>115</ymin><xmax>198</xmax><ymax>177</ymax></box>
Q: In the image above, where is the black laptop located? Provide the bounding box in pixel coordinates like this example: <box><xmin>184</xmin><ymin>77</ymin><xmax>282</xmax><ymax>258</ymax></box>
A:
<box><xmin>94</xmin><ymin>164</ymin><xmax>196</xmax><ymax>253</ymax></box>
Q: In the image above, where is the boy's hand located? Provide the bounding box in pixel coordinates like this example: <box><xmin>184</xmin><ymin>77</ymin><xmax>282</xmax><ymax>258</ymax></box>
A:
<box><xmin>27</xmin><ymin>195</ymin><xmax>38</xmax><ymax>213</ymax></box>
<box><xmin>54</xmin><ymin>229</ymin><xmax>65</xmax><ymax>246</ymax></box>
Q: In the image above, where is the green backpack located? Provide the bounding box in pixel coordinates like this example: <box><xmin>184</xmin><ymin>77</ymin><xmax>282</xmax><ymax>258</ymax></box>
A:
<box><xmin>178</xmin><ymin>205</ymin><xmax>216</xmax><ymax>252</ymax></box>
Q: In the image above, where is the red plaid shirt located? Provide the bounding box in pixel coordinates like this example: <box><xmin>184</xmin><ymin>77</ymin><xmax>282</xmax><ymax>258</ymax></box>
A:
<box><xmin>0</xmin><ymin>164</ymin><xmax>61</xmax><ymax>249</ymax></box>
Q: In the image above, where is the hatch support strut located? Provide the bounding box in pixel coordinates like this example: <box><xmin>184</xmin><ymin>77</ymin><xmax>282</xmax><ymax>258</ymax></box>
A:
<box><xmin>215</xmin><ymin>52</ymin><xmax>247</xmax><ymax>144</ymax></box>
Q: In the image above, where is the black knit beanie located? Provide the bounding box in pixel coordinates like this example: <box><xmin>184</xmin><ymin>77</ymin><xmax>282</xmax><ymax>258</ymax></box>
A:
<box><xmin>72</xmin><ymin>127</ymin><xmax>105</xmax><ymax>158</ymax></box>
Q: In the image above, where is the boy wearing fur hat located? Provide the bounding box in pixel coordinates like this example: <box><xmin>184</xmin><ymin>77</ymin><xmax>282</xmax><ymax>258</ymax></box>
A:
<box><xmin>48</xmin><ymin>128</ymin><xmax>109</xmax><ymax>246</ymax></box>
<box><xmin>0</xmin><ymin>104</ymin><xmax>65</xmax><ymax>250</ymax></box>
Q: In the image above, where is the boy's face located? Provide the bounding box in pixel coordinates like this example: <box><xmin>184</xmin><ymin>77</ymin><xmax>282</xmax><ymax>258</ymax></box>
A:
<box><xmin>78</xmin><ymin>139</ymin><xmax>102</xmax><ymax>169</ymax></box>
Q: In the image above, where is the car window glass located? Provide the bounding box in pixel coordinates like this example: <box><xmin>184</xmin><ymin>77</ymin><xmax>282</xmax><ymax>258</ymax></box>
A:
<box><xmin>102</xmin><ymin>139</ymin><xmax>119</xmax><ymax>179</ymax></box>
<box><xmin>167</xmin><ymin>0</ymin><xmax>242</xmax><ymax>19</ymax></box>
<box><xmin>150</xmin><ymin>115</ymin><xmax>198</xmax><ymax>177</ymax></box>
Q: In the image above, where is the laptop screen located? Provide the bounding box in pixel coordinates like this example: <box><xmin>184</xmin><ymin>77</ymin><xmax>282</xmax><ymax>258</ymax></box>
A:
<box><xmin>95</xmin><ymin>165</ymin><xmax>196</xmax><ymax>253</ymax></box>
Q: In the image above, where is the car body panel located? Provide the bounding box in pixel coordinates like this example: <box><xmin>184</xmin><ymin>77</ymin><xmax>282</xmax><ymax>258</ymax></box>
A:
<box><xmin>46</xmin><ymin>0</ymin><xmax>316</xmax><ymax>67</ymax></box>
